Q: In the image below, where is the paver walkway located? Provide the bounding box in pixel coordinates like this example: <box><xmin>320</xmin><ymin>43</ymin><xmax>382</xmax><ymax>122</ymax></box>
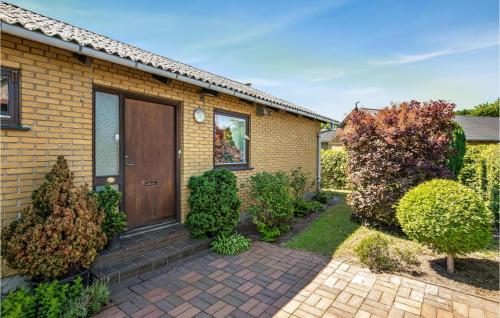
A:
<box><xmin>95</xmin><ymin>242</ymin><xmax>499</xmax><ymax>318</ymax></box>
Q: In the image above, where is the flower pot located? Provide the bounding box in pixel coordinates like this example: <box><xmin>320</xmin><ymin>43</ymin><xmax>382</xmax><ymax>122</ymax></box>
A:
<box><xmin>58</xmin><ymin>268</ymin><xmax>91</xmax><ymax>286</ymax></box>
<box><xmin>30</xmin><ymin>268</ymin><xmax>91</xmax><ymax>288</ymax></box>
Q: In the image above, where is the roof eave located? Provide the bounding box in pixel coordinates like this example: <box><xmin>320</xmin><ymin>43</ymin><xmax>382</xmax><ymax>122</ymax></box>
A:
<box><xmin>1</xmin><ymin>22</ymin><xmax>335</xmax><ymax>124</ymax></box>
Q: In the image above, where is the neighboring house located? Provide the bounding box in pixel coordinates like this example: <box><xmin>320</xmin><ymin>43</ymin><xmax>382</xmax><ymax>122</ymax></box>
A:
<box><xmin>320</xmin><ymin>129</ymin><xmax>342</xmax><ymax>150</ymax></box>
<box><xmin>454</xmin><ymin>115</ymin><xmax>499</xmax><ymax>144</ymax></box>
<box><xmin>0</xmin><ymin>3</ymin><xmax>333</xmax><ymax>278</ymax></box>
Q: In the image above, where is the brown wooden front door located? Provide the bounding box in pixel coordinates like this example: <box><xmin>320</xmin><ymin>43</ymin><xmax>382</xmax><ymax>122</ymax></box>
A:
<box><xmin>124</xmin><ymin>98</ymin><xmax>176</xmax><ymax>229</ymax></box>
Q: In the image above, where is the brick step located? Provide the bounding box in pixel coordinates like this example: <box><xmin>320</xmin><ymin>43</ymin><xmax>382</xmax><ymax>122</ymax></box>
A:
<box><xmin>91</xmin><ymin>238</ymin><xmax>211</xmax><ymax>284</ymax></box>
<box><xmin>93</xmin><ymin>224</ymin><xmax>191</xmax><ymax>268</ymax></box>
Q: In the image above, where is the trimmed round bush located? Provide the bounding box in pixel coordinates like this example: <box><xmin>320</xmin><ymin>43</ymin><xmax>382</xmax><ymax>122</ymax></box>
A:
<box><xmin>397</xmin><ymin>179</ymin><xmax>492</xmax><ymax>272</ymax></box>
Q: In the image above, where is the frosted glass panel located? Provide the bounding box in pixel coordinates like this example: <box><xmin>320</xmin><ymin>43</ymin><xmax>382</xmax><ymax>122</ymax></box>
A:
<box><xmin>95</xmin><ymin>92</ymin><xmax>119</xmax><ymax>176</ymax></box>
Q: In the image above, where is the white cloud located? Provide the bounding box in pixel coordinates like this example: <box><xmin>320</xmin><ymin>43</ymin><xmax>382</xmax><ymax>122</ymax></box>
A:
<box><xmin>372</xmin><ymin>40</ymin><xmax>498</xmax><ymax>66</ymax></box>
<box><xmin>188</xmin><ymin>0</ymin><xmax>349</xmax><ymax>50</ymax></box>
<box><xmin>306</xmin><ymin>70</ymin><xmax>345</xmax><ymax>82</ymax></box>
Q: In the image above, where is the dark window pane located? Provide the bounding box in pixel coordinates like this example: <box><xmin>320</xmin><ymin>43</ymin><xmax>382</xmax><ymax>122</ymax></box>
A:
<box><xmin>214</xmin><ymin>113</ymin><xmax>247</xmax><ymax>164</ymax></box>
<box><xmin>0</xmin><ymin>76</ymin><xmax>9</xmax><ymax>117</ymax></box>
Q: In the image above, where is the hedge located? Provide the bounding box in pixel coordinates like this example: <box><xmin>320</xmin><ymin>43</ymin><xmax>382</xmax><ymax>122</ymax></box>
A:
<box><xmin>321</xmin><ymin>149</ymin><xmax>348</xmax><ymax>189</ymax></box>
<box><xmin>458</xmin><ymin>144</ymin><xmax>499</xmax><ymax>223</ymax></box>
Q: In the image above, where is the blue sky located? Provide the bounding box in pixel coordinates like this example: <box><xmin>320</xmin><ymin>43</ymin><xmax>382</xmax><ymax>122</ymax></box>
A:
<box><xmin>10</xmin><ymin>0</ymin><xmax>499</xmax><ymax>120</ymax></box>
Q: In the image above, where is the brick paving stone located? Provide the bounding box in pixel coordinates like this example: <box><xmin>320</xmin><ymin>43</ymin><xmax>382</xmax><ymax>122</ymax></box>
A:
<box><xmin>240</xmin><ymin>298</ymin><xmax>260</xmax><ymax>313</ymax></box>
<box><xmin>452</xmin><ymin>301</ymin><xmax>469</xmax><ymax>317</ymax></box>
<box><xmin>94</xmin><ymin>306</ymin><xmax>127</xmax><ymax>318</ymax></box>
<box><xmin>118</xmin><ymin>300</ymin><xmax>140</xmax><ymax>315</ymax></box>
<box><xmin>436</xmin><ymin>308</ymin><xmax>454</xmax><ymax>318</ymax></box>
<box><xmin>204</xmin><ymin>300</ymin><xmax>227</xmax><ymax>316</ymax></box>
<box><xmin>248</xmin><ymin>301</ymin><xmax>269</xmax><ymax>316</ymax></box>
<box><xmin>469</xmin><ymin>307</ymin><xmax>486</xmax><ymax>318</ymax></box>
<box><xmin>144</xmin><ymin>287</ymin><xmax>170</xmax><ymax>303</ymax></box>
<box><xmin>105</xmin><ymin>242</ymin><xmax>498</xmax><ymax>318</ymax></box>
<box><xmin>131</xmin><ymin>304</ymin><xmax>161</xmax><ymax>318</ymax></box>
<box><xmin>421</xmin><ymin>303</ymin><xmax>438</xmax><ymax>318</ymax></box>
<box><xmin>213</xmin><ymin>304</ymin><xmax>235</xmax><ymax>318</ymax></box>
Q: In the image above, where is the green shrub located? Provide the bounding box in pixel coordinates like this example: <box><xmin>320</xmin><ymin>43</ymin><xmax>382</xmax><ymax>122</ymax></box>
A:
<box><xmin>355</xmin><ymin>234</ymin><xmax>420</xmax><ymax>272</ymax></box>
<box><xmin>289</xmin><ymin>167</ymin><xmax>309</xmax><ymax>199</ymax></box>
<box><xmin>355</xmin><ymin>234</ymin><xmax>398</xmax><ymax>272</ymax></box>
<box><xmin>211</xmin><ymin>233</ymin><xmax>251</xmax><ymax>255</ymax></box>
<box><xmin>397</xmin><ymin>179</ymin><xmax>493</xmax><ymax>273</ymax></box>
<box><xmin>1</xmin><ymin>287</ymin><xmax>37</xmax><ymax>318</ymax></box>
<box><xmin>186</xmin><ymin>169</ymin><xmax>241</xmax><ymax>239</ymax></box>
<box><xmin>1</xmin><ymin>156</ymin><xmax>106</xmax><ymax>280</ymax></box>
<box><xmin>247</xmin><ymin>172</ymin><xmax>294</xmax><ymax>242</ymax></box>
<box><xmin>293</xmin><ymin>198</ymin><xmax>323</xmax><ymax>217</ymax></box>
<box><xmin>1</xmin><ymin>278</ymin><xmax>108</xmax><ymax>318</ymax></box>
<box><xmin>312</xmin><ymin>191</ymin><xmax>333</xmax><ymax>204</ymax></box>
<box><xmin>320</xmin><ymin>150</ymin><xmax>348</xmax><ymax>189</ymax></box>
<box><xmin>96</xmin><ymin>184</ymin><xmax>126</xmax><ymax>241</ymax></box>
<box><xmin>458</xmin><ymin>144</ymin><xmax>499</xmax><ymax>223</ymax></box>
<box><xmin>2</xmin><ymin>277</ymin><xmax>82</xmax><ymax>318</ymax></box>
<box><xmin>447</xmin><ymin>122</ymin><xmax>466</xmax><ymax>177</ymax></box>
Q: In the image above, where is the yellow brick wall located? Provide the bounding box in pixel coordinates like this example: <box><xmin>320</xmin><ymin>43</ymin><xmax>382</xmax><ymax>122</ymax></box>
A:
<box><xmin>0</xmin><ymin>33</ymin><xmax>321</xmax><ymax>274</ymax></box>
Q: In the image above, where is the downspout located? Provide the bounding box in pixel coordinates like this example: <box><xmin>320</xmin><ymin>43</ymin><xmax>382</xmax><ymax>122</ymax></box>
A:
<box><xmin>317</xmin><ymin>132</ymin><xmax>321</xmax><ymax>192</ymax></box>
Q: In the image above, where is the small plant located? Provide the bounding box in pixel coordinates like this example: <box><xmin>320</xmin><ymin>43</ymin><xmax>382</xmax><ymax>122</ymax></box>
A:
<box><xmin>1</xmin><ymin>277</ymin><xmax>83</xmax><ymax>318</ymax></box>
<box><xmin>312</xmin><ymin>191</ymin><xmax>333</xmax><ymax>204</ymax></box>
<box><xmin>397</xmin><ymin>179</ymin><xmax>493</xmax><ymax>273</ymax></box>
<box><xmin>186</xmin><ymin>169</ymin><xmax>241</xmax><ymax>239</ymax></box>
<box><xmin>247</xmin><ymin>172</ymin><xmax>294</xmax><ymax>242</ymax></box>
<box><xmin>211</xmin><ymin>233</ymin><xmax>252</xmax><ymax>255</ymax></box>
<box><xmin>1</xmin><ymin>156</ymin><xmax>106</xmax><ymax>280</ymax></box>
<box><xmin>1</xmin><ymin>278</ymin><xmax>108</xmax><ymax>318</ymax></box>
<box><xmin>96</xmin><ymin>184</ymin><xmax>126</xmax><ymax>241</ymax></box>
<box><xmin>289</xmin><ymin>167</ymin><xmax>309</xmax><ymax>199</ymax></box>
<box><xmin>293</xmin><ymin>198</ymin><xmax>323</xmax><ymax>217</ymax></box>
<box><xmin>0</xmin><ymin>287</ymin><xmax>37</xmax><ymax>318</ymax></box>
<box><xmin>62</xmin><ymin>279</ymin><xmax>109</xmax><ymax>318</ymax></box>
<box><xmin>355</xmin><ymin>233</ymin><xmax>420</xmax><ymax>272</ymax></box>
<box><xmin>355</xmin><ymin>234</ymin><xmax>398</xmax><ymax>272</ymax></box>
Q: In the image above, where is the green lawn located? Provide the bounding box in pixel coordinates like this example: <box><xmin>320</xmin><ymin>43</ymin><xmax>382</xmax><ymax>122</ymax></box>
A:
<box><xmin>285</xmin><ymin>193</ymin><xmax>360</xmax><ymax>256</ymax></box>
<box><xmin>286</xmin><ymin>192</ymin><xmax>498</xmax><ymax>261</ymax></box>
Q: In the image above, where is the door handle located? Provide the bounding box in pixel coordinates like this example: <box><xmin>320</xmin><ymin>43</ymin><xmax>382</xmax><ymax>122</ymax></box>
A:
<box><xmin>125</xmin><ymin>162</ymin><xmax>135</xmax><ymax>166</ymax></box>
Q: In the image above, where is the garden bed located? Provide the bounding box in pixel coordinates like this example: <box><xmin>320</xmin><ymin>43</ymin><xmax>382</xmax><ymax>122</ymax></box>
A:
<box><xmin>237</xmin><ymin>194</ymin><xmax>342</xmax><ymax>244</ymax></box>
<box><xmin>286</xmin><ymin>192</ymin><xmax>500</xmax><ymax>300</ymax></box>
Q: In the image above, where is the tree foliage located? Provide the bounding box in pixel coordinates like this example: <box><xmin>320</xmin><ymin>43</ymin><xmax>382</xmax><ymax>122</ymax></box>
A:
<box><xmin>446</xmin><ymin>122</ymin><xmax>466</xmax><ymax>178</ymax></box>
<box><xmin>458</xmin><ymin>144</ymin><xmax>499</xmax><ymax>223</ymax></box>
<box><xmin>397</xmin><ymin>179</ymin><xmax>492</xmax><ymax>272</ymax></box>
<box><xmin>342</xmin><ymin>100</ymin><xmax>455</xmax><ymax>227</ymax></box>
<box><xmin>455</xmin><ymin>99</ymin><xmax>499</xmax><ymax>117</ymax></box>
<box><xmin>320</xmin><ymin>149</ymin><xmax>348</xmax><ymax>189</ymax></box>
<box><xmin>1</xmin><ymin>156</ymin><xmax>106</xmax><ymax>280</ymax></box>
<box><xmin>186</xmin><ymin>169</ymin><xmax>241</xmax><ymax>239</ymax></box>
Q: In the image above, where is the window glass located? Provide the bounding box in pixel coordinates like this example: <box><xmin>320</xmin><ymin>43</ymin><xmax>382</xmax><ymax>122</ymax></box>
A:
<box><xmin>214</xmin><ymin>113</ymin><xmax>247</xmax><ymax>165</ymax></box>
<box><xmin>95</xmin><ymin>92</ymin><xmax>120</xmax><ymax>176</ymax></box>
<box><xmin>1</xmin><ymin>76</ymin><xmax>9</xmax><ymax>117</ymax></box>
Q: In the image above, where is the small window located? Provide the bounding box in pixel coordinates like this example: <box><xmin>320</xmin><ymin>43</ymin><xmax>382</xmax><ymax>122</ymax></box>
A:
<box><xmin>214</xmin><ymin>110</ymin><xmax>249</xmax><ymax>167</ymax></box>
<box><xmin>1</xmin><ymin>67</ymin><xmax>20</xmax><ymax>126</ymax></box>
